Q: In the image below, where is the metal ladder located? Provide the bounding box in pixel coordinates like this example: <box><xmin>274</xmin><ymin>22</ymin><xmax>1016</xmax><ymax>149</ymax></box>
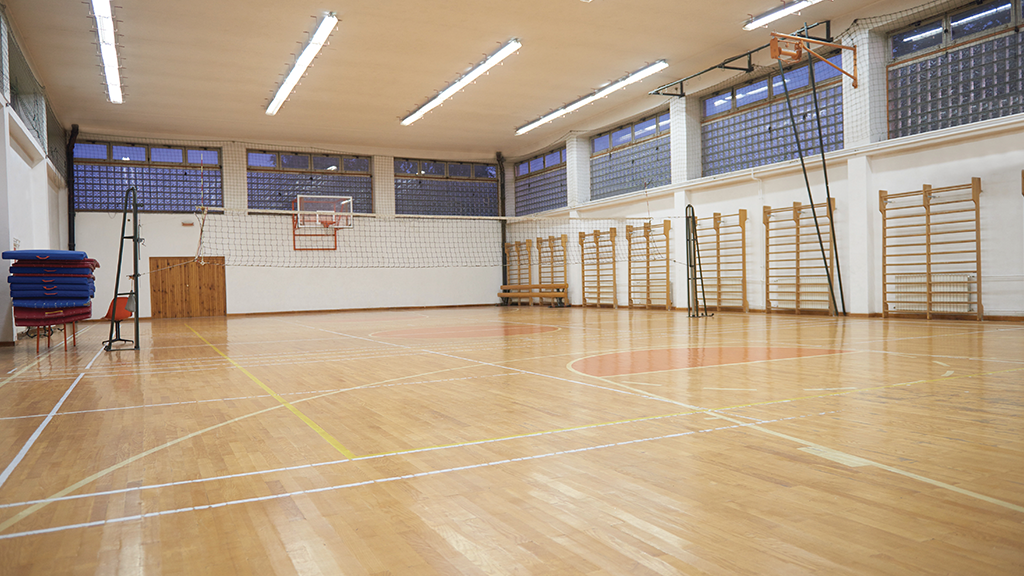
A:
<box><xmin>104</xmin><ymin>187</ymin><xmax>142</xmax><ymax>351</ymax></box>
<box><xmin>685</xmin><ymin>205</ymin><xmax>712</xmax><ymax>318</ymax></box>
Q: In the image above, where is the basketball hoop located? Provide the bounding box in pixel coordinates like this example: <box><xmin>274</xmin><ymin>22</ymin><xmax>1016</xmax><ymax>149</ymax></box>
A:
<box><xmin>770</xmin><ymin>32</ymin><xmax>858</xmax><ymax>88</ymax></box>
<box><xmin>292</xmin><ymin>195</ymin><xmax>353</xmax><ymax>250</ymax></box>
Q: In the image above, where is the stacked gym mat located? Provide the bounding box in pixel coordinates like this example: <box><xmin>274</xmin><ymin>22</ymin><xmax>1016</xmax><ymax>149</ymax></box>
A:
<box><xmin>3</xmin><ymin>250</ymin><xmax>100</xmax><ymax>343</ymax></box>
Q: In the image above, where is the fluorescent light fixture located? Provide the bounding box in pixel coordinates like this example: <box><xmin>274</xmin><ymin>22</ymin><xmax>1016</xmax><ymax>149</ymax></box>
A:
<box><xmin>952</xmin><ymin>3</ymin><xmax>1011</xmax><ymax>26</ymax></box>
<box><xmin>91</xmin><ymin>0</ymin><xmax>122</xmax><ymax>104</ymax></box>
<box><xmin>515</xmin><ymin>60</ymin><xmax>668</xmax><ymax>136</ymax></box>
<box><xmin>401</xmin><ymin>39</ymin><xmax>522</xmax><ymax>126</ymax></box>
<box><xmin>902</xmin><ymin>26</ymin><xmax>943</xmax><ymax>43</ymax></box>
<box><xmin>743</xmin><ymin>0</ymin><xmax>823</xmax><ymax>31</ymax></box>
<box><xmin>266</xmin><ymin>12</ymin><xmax>339</xmax><ymax>116</ymax></box>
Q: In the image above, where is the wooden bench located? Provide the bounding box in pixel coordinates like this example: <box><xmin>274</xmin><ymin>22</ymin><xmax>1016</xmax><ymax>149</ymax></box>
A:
<box><xmin>498</xmin><ymin>283</ymin><xmax>568</xmax><ymax>307</ymax></box>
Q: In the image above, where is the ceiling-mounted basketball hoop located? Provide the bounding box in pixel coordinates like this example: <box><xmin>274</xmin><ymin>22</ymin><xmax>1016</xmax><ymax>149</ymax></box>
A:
<box><xmin>291</xmin><ymin>195</ymin><xmax>353</xmax><ymax>251</ymax></box>
<box><xmin>770</xmin><ymin>32</ymin><xmax>858</xmax><ymax>88</ymax></box>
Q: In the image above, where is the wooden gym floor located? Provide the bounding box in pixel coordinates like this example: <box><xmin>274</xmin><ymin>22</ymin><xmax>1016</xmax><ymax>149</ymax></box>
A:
<box><xmin>0</xmin><ymin>307</ymin><xmax>1022</xmax><ymax>575</ymax></box>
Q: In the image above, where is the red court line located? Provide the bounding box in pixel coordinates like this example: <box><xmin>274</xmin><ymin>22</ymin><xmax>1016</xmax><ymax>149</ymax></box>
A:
<box><xmin>374</xmin><ymin>324</ymin><xmax>559</xmax><ymax>339</ymax></box>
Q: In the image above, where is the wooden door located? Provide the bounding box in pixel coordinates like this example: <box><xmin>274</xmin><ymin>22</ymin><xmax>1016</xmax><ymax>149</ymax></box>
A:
<box><xmin>149</xmin><ymin>257</ymin><xmax>226</xmax><ymax>318</ymax></box>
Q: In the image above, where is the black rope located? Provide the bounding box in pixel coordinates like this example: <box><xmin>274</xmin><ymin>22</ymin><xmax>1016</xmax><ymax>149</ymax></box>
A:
<box><xmin>776</xmin><ymin>58</ymin><xmax>840</xmax><ymax>316</ymax></box>
<box><xmin>804</xmin><ymin>24</ymin><xmax>847</xmax><ymax>315</ymax></box>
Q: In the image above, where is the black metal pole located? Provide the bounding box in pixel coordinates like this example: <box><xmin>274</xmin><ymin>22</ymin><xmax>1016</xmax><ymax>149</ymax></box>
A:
<box><xmin>105</xmin><ymin>188</ymin><xmax>132</xmax><ymax>351</ymax></box>
<box><xmin>804</xmin><ymin>26</ymin><xmax>847</xmax><ymax>315</ymax></box>
<box><xmin>776</xmin><ymin>59</ymin><xmax>840</xmax><ymax>316</ymax></box>
<box><xmin>65</xmin><ymin>124</ymin><xmax>79</xmax><ymax>250</ymax></box>
<box><xmin>131</xmin><ymin>186</ymin><xmax>140</xmax><ymax>350</ymax></box>
<box><xmin>496</xmin><ymin>152</ymin><xmax>508</xmax><ymax>288</ymax></box>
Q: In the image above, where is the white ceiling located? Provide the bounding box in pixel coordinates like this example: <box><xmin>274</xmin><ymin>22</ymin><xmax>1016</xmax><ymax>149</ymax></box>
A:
<box><xmin>4</xmin><ymin>0</ymin><xmax>917</xmax><ymax>161</ymax></box>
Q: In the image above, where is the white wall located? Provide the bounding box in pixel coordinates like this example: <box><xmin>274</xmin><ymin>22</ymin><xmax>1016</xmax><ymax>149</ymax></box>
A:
<box><xmin>75</xmin><ymin>211</ymin><xmax>504</xmax><ymax>319</ymax></box>
<box><xmin>1</xmin><ymin>107</ymin><xmax>67</xmax><ymax>342</ymax></box>
<box><xmin>567</xmin><ymin>115</ymin><xmax>1024</xmax><ymax>317</ymax></box>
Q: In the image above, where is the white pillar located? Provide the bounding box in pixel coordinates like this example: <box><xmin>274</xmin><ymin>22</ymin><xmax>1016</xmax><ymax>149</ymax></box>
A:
<box><xmin>373</xmin><ymin>156</ymin><xmax>394</xmax><ymax>215</ymax></box>
<box><xmin>565</xmin><ymin>135</ymin><xmax>590</xmax><ymax>208</ymax></box>
<box><xmin>220</xmin><ymin>142</ymin><xmax>248</xmax><ymax>211</ymax></box>
<box><xmin>0</xmin><ymin>109</ymin><xmax>14</xmax><ymax>343</ymax></box>
<box><xmin>844</xmin><ymin>155</ymin><xmax>878</xmax><ymax>315</ymax></box>
<box><xmin>842</xmin><ymin>25</ymin><xmax>888</xmax><ymax>148</ymax></box>
<box><xmin>670</xmin><ymin>96</ymin><xmax>702</xmax><ymax>183</ymax></box>
<box><xmin>503</xmin><ymin>160</ymin><xmax>515</xmax><ymax>216</ymax></box>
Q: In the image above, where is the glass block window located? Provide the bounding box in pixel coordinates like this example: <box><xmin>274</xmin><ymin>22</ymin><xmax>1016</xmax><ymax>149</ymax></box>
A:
<box><xmin>891</xmin><ymin>20</ymin><xmax>945</xmax><ymax>60</ymax></box>
<box><xmin>700</xmin><ymin>53</ymin><xmax>844</xmax><ymax>177</ymax></box>
<box><xmin>515</xmin><ymin>148</ymin><xmax>567</xmax><ymax>215</ymax></box>
<box><xmin>888</xmin><ymin>2</ymin><xmax>1023</xmax><ymax>139</ymax></box>
<box><xmin>951</xmin><ymin>1</ymin><xmax>1013</xmax><ymax>41</ymax></box>
<box><xmin>394</xmin><ymin>158</ymin><xmax>499</xmax><ymax>216</ymax></box>
<box><xmin>736</xmin><ymin>79</ymin><xmax>770</xmax><ymax>107</ymax></box>
<box><xmin>246</xmin><ymin>150</ymin><xmax>372</xmax><ymax>212</ymax></box>
<box><xmin>590</xmin><ymin>112</ymin><xmax>671</xmax><ymax>200</ymax></box>
<box><xmin>72</xmin><ymin>141</ymin><xmax>223</xmax><ymax>212</ymax></box>
<box><xmin>703</xmin><ymin>85</ymin><xmax>843</xmax><ymax>177</ymax></box>
<box><xmin>704</xmin><ymin>92</ymin><xmax>733</xmax><ymax>117</ymax></box>
<box><xmin>890</xmin><ymin>1</ymin><xmax>1018</xmax><ymax>61</ymax></box>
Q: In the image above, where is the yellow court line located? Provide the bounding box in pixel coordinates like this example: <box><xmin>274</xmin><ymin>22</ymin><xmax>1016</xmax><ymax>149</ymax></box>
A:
<box><xmin>0</xmin><ymin>364</ymin><xmax>489</xmax><ymax>534</ymax></box>
<box><xmin>185</xmin><ymin>324</ymin><xmax>355</xmax><ymax>459</ymax></box>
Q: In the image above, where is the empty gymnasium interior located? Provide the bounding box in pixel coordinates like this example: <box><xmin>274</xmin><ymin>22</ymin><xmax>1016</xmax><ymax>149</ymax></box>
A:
<box><xmin>1</xmin><ymin>0</ymin><xmax>1022</xmax><ymax>573</ymax></box>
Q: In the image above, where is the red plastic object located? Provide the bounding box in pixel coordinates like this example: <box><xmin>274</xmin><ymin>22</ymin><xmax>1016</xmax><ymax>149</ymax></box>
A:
<box><xmin>104</xmin><ymin>297</ymin><xmax>134</xmax><ymax>322</ymax></box>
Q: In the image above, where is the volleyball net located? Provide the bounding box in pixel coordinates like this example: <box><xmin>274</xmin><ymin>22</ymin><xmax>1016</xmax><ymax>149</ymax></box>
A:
<box><xmin>194</xmin><ymin>209</ymin><xmax>660</xmax><ymax>269</ymax></box>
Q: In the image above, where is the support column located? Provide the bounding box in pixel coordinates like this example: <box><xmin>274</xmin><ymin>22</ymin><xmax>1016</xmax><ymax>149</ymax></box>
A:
<box><xmin>842</xmin><ymin>24</ymin><xmax>888</xmax><ymax>148</ymax></box>
<box><xmin>670</xmin><ymin>96</ymin><xmax>702</xmax><ymax>183</ymax></box>
<box><xmin>565</xmin><ymin>135</ymin><xmax>590</xmax><ymax>208</ymax></box>
<box><xmin>373</xmin><ymin>156</ymin><xmax>394</xmax><ymax>215</ymax></box>
<box><xmin>220</xmin><ymin>142</ymin><xmax>248</xmax><ymax>211</ymax></box>
<box><xmin>503</xmin><ymin>160</ymin><xmax>516</xmax><ymax>217</ymax></box>
<box><xmin>845</xmin><ymin>155</ymin><xmax>877</xmax><ymax>315</ymax></box>
<box><xmin>0</xmin><ymin>109</ymin><xmax>13</xmax><ymax>343</ymax></box>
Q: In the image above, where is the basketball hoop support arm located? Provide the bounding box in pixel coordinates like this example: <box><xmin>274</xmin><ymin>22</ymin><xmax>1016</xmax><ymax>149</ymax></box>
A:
<box><xmin>649</xmin><ymin>20</ymin><xmax>831</xmax><ymax>97</ymax></box>
<box><xmin>770</xmin><ymin>32</ymin><xmax>857</xmax><ymax>88</ymax></box>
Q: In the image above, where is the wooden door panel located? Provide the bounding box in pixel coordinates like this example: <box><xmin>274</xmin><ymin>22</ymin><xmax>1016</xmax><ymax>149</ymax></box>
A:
<box><xmin>149</xmin><ymin>257</ymin><xmax>226</xmax><ymax>318</ymax></box>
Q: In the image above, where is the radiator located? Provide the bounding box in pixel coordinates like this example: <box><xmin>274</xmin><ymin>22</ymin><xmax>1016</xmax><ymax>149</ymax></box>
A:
<box><xmin>892</xmin><ymin>273</ymin><xmax>975</xmax><ymax>313</ymax></box>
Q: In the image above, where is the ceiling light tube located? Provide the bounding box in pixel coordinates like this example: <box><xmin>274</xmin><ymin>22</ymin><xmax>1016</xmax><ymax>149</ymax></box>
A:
<box><xmin>743</xmin><ymin>0</ymin><xmax>823</xmax><ymax>31</ymax></box>
<box><xmin>401</xmin><ymin>38</ymin><xmax>522</xmax><ymax>126</ymax></box>
<box><xmin>515</xmin><ymin>60</ymin><xmax>668</xmax><ymax>136</ymax></box>
<box><xmin>266</xmin><ymin>12</ymin><xmax>339</xmax><ymax>116</ymax></box>
<box><xmin>91</xmin><ymin>0</ymin><xmax>122</xmax><ymax>104</ymax></box>
<box><xmin>902</xmin><ymin>26</ymin><xmax>943</xmax><ymax>43</ymax></box>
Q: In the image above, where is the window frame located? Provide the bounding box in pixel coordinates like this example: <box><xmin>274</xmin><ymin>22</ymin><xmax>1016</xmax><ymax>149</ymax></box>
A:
<box><xmin>590</xmin><ymin>111</ymin><xmax>671</xmax><ymax>159</ymax></box>
<box><xmin>393</xmin><ymin>158</ymin><xmax>498</xmax><ymax>181</ymax></box>
<box><xmin>701</xmin><ymin>53</ymin><xmax>842</xmax><ymax>121</ymax></box>
<box><xmin>247</xmin><ymin>150</ymin><xmax>371</xmax><ymax>175</ymax></box>
<box><xmin>72</xmin><ymin>140</ymin><xmax>224</xmax><ymax>213</ymax></box>
<box><xmin>515</xmin><ymin>147</ymin><xmax>567</xmax><ymax>179</ymax></box>
<box><xmin>887</xmin><ymin>0</ymin><xmax>1020</xmax><ymax>63</ymax></box>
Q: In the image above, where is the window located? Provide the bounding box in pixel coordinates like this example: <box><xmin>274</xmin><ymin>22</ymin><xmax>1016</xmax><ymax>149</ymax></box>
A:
<box><xmin>590</xmin><ymin>112</ymin><xmax>671</xmax><ymax>200</ymax></box>
<box><xmin>891</xmin><ymin>0</ymin><xmax>1016</xmax><ymax>61</ymax></box>
<box><xmin>515</xmin><ymin>148</ymin><xmax>567</xmax><ymax>215</ymax></box>
<box><xmin>887</xmin><ymin>0</ymin><xmax>1023</xmax><ymax>139</ymax></box>
<box><xmin>72</xmin><ymin>142</ymin><xmax>223</xmax><ymax>212</ymax></box>
<box><xmin>700</xmin><ymin>53</ymin><xmax>844</xmax><ymax>177</ymax></box>
<box><xmin>246</xmin><ymin>151</ymin><xmax>372</xmax><ymax>212</ymax></box>
<box><xmin>393</xmin><ymin>159</ymin><xmax>499</xmax><ymax>216</ymax></box>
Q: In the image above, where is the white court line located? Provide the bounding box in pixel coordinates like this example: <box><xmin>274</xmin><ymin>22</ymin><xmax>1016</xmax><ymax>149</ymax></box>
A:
<box><xmin>0</xmin><ymin>372</ymin><xmax>521</xmax><ymax>421</ymax></box>
<box><xmin>0</xmin><ymin>403</ymin><xmax>735</xmax><ymax>511</ymax></box>
<box><xmin>0</xmin><ymin>324</ymin><xmax>94</xmax><ymax>392</ymax></box>
<box><xmin>0</xmin><ymin>413</ymin><xmax>827</xmax><ymax>540</ymax></box>
<box><xmin>0</xmin><ymin>346</ymin><xmax>104</xmax><ymax>489</ymax></box>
